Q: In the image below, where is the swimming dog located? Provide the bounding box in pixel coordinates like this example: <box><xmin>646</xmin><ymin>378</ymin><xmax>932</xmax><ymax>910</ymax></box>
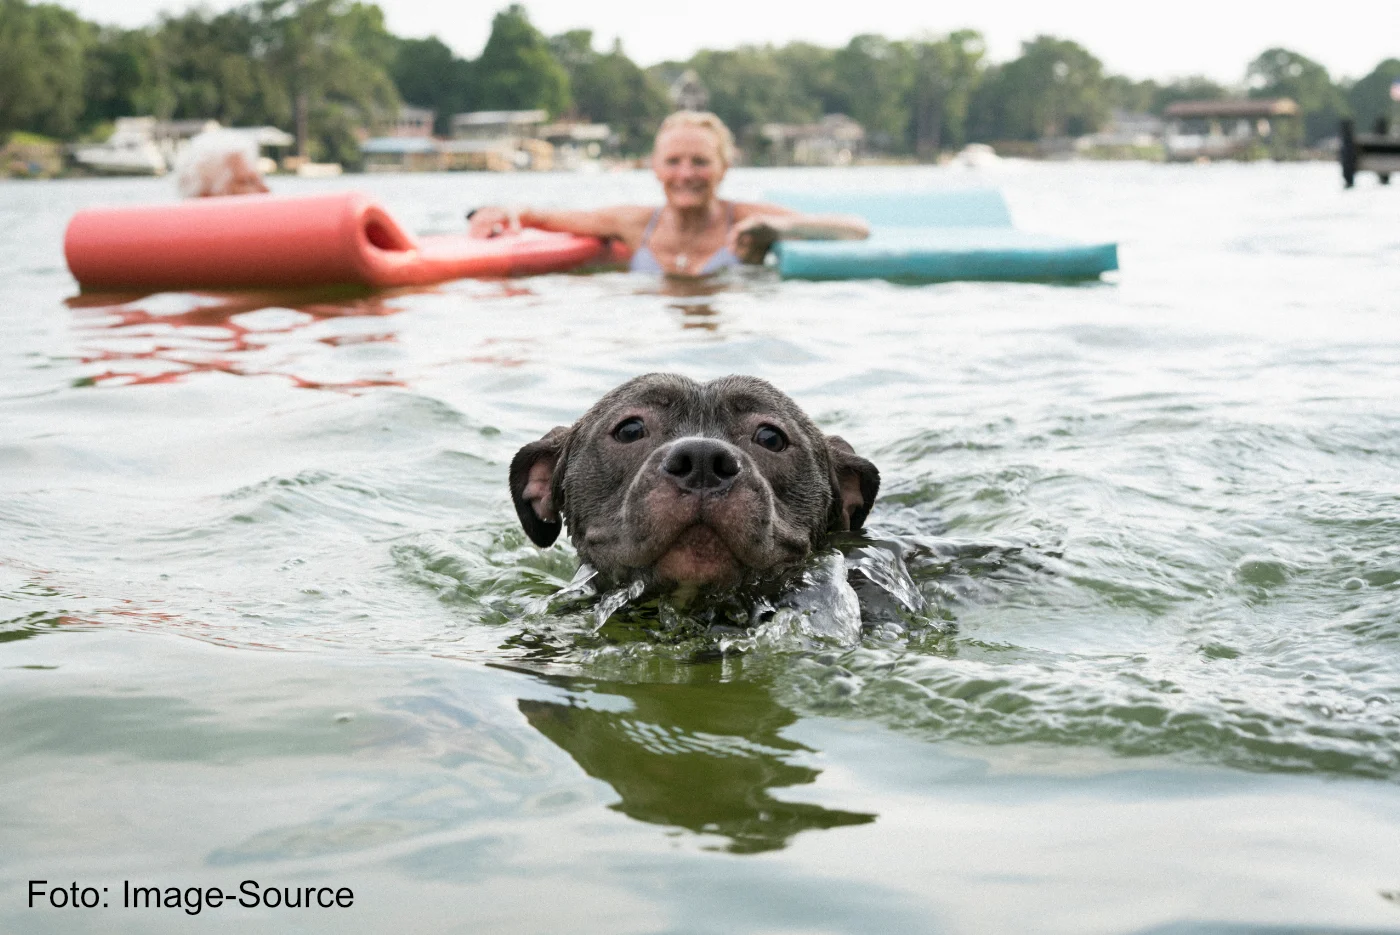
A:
<box><xmin>510</xmin><ymin>373</ymin><xmax>878</xmax><ymax>590</ymax></box>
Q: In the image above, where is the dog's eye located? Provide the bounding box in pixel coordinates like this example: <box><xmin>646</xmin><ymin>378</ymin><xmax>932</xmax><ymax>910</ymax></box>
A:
<box><xmin>752</xmin><ymin>424</ymin><xmax>788</xmax><ymax>452</ymax></box>
<box><xmin>613</xmin><ymin>417</ymin><xmax>646</xmax><ymax>443</ymax></box>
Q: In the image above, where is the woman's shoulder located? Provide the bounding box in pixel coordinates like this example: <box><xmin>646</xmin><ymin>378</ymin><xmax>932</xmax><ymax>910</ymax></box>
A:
<box><xmin>593</xmin><ymin>204</ymin><xmax>660</xmax><ymax>239</ymax></box>
<box><xmin>604</xmin><ymin>204</ymin><xmax>663</xmax><ymax>248</ymax></box>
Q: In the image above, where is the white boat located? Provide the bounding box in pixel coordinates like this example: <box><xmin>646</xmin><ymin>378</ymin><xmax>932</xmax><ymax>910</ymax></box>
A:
<box><xmin>953</xmin><ymin>143</ymin><xmax>1001</xmax><ymax>168</ymax></box>
<box><xmin>71</xmin><ymin>117</ymin><xmax>168</xmax><ymax>176</ymax></box>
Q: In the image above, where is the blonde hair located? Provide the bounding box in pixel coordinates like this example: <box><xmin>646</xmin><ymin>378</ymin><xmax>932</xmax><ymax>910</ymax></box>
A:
<box><xmin>655</xmin><ymin>111</ymin><xmax>737</xmax><ymax>169</ymax></box>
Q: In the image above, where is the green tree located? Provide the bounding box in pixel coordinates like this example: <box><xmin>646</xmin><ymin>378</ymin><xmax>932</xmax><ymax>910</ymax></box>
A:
<box><xmin>474</xmin><ymin>4</ymin><xmax>570</xmax><ymax>116</ymax></box>
<box><xmin>1101</xmin><ymin>75</ymin><xmax>1155</xmax><ymax>115</ymax></box>
<box><xmin>684</xmin><ymin>45</ymin><xmax>820</xmax><ymax>148</ymax></box>
<box><xmin>1149</xmin><ymin>75</ymin><xmax>1226</xmax><ymax>114</ymax></box>
<box><xmin>1246</xmin><ymin>47</ymin><xmax>1346</xmax><ymax>144</ymax></box>
<box><xmin>907</xmin><ymin>30</ymin><xmax>985</xmax><ymax>155</ymax></box>
<box><xmin>81</xmin><ymin>26</ymin><xmax>166</xmax><ymax>129</ymax></box>
<box><xmin>771</xmin><ymin>42</ymin><xmax>842</xmax><ymax>116</ymax></box>
<box><xmin>830</xmin><ymin>35</ymin><xmax>916</xmax><ymax>151</ymax></box>
<box><xmin>677</xmin><ymin>31</ymin><xmax>985</xmax><ymax>157</ymax></box>
<box><xmin>0</xmin><ymin>0</ymin><xmax>88</xmax><ymax>141</ymax></box>
<box><xmin>1347</xmin><ymin>58</ymin><xmax>1400</xmax><ymax>131</ymax></box>
<box><xmin>255</xmin><ymin>0</ymin><xmax>399</xmax><ymax>162</ymax></box>
<box><xmin>976</xmin><ymin>35</ymin><xmax>1108</xmax><ymax>141</ymax></box>
<box><xmin>549</xmin><ymin>31</ymin><xmax>669</xmax><ymax>153</ymax></box>
<box><xmin>391</xmin><ymin>36</ymin><xmax>474</xmax><ymax>133</ymax></box>
<box><xmin>151</xmin><ymin>7</ymin><xmax>287</xmax><ymax>125</ymax></box>
<box><xmin>548</xmin><ymin>28</ymin><xmax>594</xmax><ymax>72</ymax></box>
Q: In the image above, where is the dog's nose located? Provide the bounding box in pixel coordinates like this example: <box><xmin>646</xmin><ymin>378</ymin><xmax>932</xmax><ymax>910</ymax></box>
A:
<box><xmin>660</xmin><ymin>438</ymin><xmax>742</xmax><ymax>493</ymax></box>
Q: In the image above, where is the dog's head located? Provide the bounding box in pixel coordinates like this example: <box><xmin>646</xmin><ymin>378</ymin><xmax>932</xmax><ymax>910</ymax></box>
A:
<box><xmin>510</xmin><ymin>373</ymin><xmax>879</xmax><ymax>588</ymax></box>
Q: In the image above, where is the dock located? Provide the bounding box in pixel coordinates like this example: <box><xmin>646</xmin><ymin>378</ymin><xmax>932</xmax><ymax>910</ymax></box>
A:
<box><xmin>1340</xmin><ymin>119</ymin><xmax>1399</xmax><ymax>187</ymax></box>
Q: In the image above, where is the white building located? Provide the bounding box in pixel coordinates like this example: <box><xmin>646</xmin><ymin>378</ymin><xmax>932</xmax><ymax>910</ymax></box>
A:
<box><xmin>759</xmin><ymin>114</ymin><xmax>865</xmax><ymax>166</ymax></box>
<box><xmin>451</xmin><ymin>110</ymin><xmax>548</xmax><ymax>142</ymax></box>
<box><xmin>391</xmin><ymin>105</ymin><xmax>435</xmax><ymax>138</ymax></box>
<box><xmin>1163</xmin><ymin>99</ymin><xmax>1299</xmax><ymax>160</ymax></box>
<box><xmin>668</xmin><ymin>70</ymin><xmax>709</xmax><ymax>112</ymax></box>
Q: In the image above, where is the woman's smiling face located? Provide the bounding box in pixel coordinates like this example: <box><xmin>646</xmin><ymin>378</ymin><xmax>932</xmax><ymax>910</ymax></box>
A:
<box><xmin>652</xmin><ymin>125</ymin><xmax>726</xmax><ymax>210</ymax></box>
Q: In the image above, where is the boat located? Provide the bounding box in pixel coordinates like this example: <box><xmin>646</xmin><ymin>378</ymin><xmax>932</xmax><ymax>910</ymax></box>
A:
<box><xmin>953</xmin><ymin>144</ymin><xmax>1001</xmax><ymax>169</ymax></box>
<box><xmin>70</xmin><ymin>117</ymin><xmax>168</xmax><ymax>176</ymax></box>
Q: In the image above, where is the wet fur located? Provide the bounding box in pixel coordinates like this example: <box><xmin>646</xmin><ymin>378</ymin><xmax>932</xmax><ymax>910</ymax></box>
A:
<box><xmin>510</xmin><ymin>374</ymin><xmax>878</xmax><ymax>589</ymax></box>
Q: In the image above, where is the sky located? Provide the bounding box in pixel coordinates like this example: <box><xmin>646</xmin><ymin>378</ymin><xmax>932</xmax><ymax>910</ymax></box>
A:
<box><xmin>66</xmin><ymin>0</ymin><xmax>1400</xmax><ymax>84</ymax></box>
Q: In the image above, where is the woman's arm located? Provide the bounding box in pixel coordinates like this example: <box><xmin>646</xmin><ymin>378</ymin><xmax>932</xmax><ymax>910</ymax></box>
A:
<box><xmin>468</xmin><ymin>205</ymin><xmax>653</xmax><ymax>246</ymax></box>
<box><xmin>728</xmin><ymin>202</ymin><xmax>869</xmax><ymax>263</ymax></box>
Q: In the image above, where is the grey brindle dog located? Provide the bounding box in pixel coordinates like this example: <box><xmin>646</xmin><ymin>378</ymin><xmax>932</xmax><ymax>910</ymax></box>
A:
<box><xmin>510</xmin><ymin>373</ymin><xmax>879</xmax><ymax>591</ymax></box>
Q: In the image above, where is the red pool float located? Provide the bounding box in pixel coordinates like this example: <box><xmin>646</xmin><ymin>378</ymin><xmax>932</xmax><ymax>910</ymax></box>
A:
<box><xmin>64</xmin><ymin>191</ymin><xmax>620</xmax><ymax>291</ymax></box>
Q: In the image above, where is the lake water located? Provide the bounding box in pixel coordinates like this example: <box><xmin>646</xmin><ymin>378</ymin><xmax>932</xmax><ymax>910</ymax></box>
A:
<box><xmin>2</xmin><ymin>161</ymin><xmax>1400</xmax><ymax>934</ymax></box>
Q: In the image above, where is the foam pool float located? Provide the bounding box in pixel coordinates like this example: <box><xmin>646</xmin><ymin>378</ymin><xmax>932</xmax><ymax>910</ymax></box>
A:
<box><xmin>64</xmin><ymin>191</ymin><xmax>616</xmax><ymax>292</ymax></box>
<box><xmin>766</xmin><ymin>189</ymin><xmax>1118</xmax><ymax>282</ymax></box>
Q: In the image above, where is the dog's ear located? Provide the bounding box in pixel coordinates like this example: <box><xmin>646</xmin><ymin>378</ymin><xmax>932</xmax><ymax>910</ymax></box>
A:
<box><xmin>825</xmin><ymin>436</ymin><xmax>880</xmax><ymax>532</ymax></box>
<box><xmin>510</xmin><ymin>427</ymin><xmax>570</xmax><ymax>547</ymax></box>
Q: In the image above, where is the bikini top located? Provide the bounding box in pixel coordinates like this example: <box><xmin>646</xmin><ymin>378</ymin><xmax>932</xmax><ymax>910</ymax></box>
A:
<box><xmin>629</xmin><ymin>202</ymin><xmax>741</xmax><ymax>275</ymax></box>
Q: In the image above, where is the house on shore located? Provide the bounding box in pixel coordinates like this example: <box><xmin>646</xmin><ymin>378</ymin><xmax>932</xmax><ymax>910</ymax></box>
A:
<box><xmin>1074</xmin><ymin>110</ymin><xmax>1166</xmax><ymax>159</ymax></box>
<box><xmin>758</xmin><ymin>114</ymin><xmax>864</xmax><ymax>167</ymax></box>
<box><xmin>451</xmin><ymin>110</ymin><xmax>547</xmax><ymax>142</ymax></box>
<box><xmin>539</xmin><ymin>120</ymin><xmax>612</xmax><ymax>170</ymax></box>
<box><xmin>362</xmin><ymin>107</ymin><xmax>610</xmax><ymax>172</ymax></box>
<box><xmin>363</xmin><ymin>105</ymin><xmax>444</xmax><ymax>171</ymax></box>
<box><xmin>668</xmin><ymin>70</ymin><xmax>710</xmax><ymax>112</ymax></box>
<box><xmin>392</xmin><ymin>106</ymin><xmax>435</xmax><ymax>139</ymax></box>
<box><xmin>362</xmin><ymin>136</ymin><xmax>443</xmax><ymax>172</ymax></box>
<box><xmin>1164</xmin><ymin>99</ymin><xmax>1300</xmax><ymax>160</ymax></box>
<box><xmin>452</xmin><ymin>110</ymin><xmax>548</xmax><ymax>170</ymax></box>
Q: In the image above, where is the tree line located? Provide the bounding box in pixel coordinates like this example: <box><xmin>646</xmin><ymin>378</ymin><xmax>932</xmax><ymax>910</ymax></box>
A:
<box><xmin>2</xmin><ymin>0</ymin><xmax>1397</xmax><ymax>163</ymax></box>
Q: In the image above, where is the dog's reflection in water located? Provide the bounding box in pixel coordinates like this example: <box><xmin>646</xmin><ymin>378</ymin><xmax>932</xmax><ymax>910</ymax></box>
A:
<box><xmin>516</xmin><ymin>665</ymin><xmax>874</xmax><ymax>854</ymax></box>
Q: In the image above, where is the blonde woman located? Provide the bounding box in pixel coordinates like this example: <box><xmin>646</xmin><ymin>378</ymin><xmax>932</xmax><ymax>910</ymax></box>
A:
<box><xmin>467</xmin><ymin>111</ymin><xmax>868</xmax><ymax>275</ymax></box>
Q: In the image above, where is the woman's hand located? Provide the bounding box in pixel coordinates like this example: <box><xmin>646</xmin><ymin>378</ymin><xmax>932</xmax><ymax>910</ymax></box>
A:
<box><xmin>728</xmin><ymin>211</ymin><xmax>870</xmax><ymax>263</ymax></box>
<box><xmin>729</xmin><ymin>214</ymin><xmax>791</xmax><ymax>263</ymax></box>
<box><xmin>467</xmin><ymin>206</ymin><xmax>520</xmax><ymax>238</ymax></box>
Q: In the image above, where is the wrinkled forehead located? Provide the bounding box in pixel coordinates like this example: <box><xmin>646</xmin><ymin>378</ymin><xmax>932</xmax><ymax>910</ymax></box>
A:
<box><xmin>582</xmin><ymin>374</ymin><xmax>807</xmax><ymax>433</ymax></box>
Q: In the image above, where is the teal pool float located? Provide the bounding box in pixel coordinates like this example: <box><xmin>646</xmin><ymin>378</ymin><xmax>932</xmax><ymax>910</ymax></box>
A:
<box><xmin>766</xmin><ymin>189</ymin><xmax>1118</xmax><ymax>283</ymax></box>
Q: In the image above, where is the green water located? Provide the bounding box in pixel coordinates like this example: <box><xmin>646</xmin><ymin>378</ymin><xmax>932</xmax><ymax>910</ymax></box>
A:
<box><xmin>2</xmin><ymin>163</ymin><xmax>1400</xmax><ymax>933</ymax></box>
